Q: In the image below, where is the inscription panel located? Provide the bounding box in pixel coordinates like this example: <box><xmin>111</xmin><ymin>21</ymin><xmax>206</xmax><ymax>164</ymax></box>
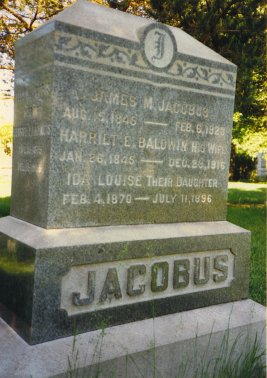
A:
<box><xmin>49</xmin><ymin>62</ymin><xmax>234</xmax><ymax>226</ymax></box>
<box><xmin>11</xmin><ymin>22</ymin><xmax>236</xmax><ymax>228</ymax></box>
<box><xmin>61</xmin><ymin>249</ymin><xmax>234</xmax><ymax>315</ymax></box>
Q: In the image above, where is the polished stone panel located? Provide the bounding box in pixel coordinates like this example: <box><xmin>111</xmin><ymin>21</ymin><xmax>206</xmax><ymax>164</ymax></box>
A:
<box><xmin>0</xmin><ymin>216</ymin><xmax>250</xmax><ymax>344</ymax></box>
<box><xmin>10</xmin><ymin>1</ymin><xmax>236</xmax><ymax>228</ymax></box>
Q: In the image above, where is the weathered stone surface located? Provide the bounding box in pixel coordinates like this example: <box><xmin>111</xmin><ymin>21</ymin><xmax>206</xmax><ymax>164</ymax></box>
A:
<box><xmin>0</xmin><ymin>216</ymin><xmax>250</xmax><ymax>344</ymax></box>
<box><xmin>0</xmin><ymin>300</ymin><xmax>265</xmax><ymax>377</ymax></box>
<box><xmin>1</xmin><ymin>1</ymin><xmax>252</xmax><ymax>349</ymax></box>
<box><xmin>11</xmin><ymin>0</ymin><xmax>236</xmax><ymax>228</ymax></box>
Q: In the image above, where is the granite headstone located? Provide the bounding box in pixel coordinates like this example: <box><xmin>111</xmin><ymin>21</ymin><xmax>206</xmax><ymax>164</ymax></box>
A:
<box><xmin>257</xmin><ymin>152</ymin><xmax>267</xmax><ymax>178</ymax></box>
<box><xmin>0</xmin><ymin>0</ymin><xmax>250</xmax><ymax>344</ymax></box>
<box><xmin>11</xmin><ymin>1</ymin><xmax>236</xmax><ymax>229</ymax></box>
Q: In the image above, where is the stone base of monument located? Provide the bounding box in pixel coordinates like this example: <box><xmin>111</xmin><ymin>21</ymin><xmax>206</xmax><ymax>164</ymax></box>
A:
<box><xmin>0</xmin><ymin>300</ymin><xmax>265</xmax><ymax>377</ymax></box>
<box><xmin>0</xmin><ymin>216</ymin><xmax>250</xmax><ymax>344</ymax></box>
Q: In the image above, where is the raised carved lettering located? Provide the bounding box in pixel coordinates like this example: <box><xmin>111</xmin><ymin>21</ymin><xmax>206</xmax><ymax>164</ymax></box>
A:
<box><xmin>213</xmin><ymin>255</ymin><xmax>228</xmax><ymax>282</ymax></box>
<box><xmin>127</xmin><ymin>265</ymin><xmax>146</xmax><ymax>296</ymax></box>
<box><xmin>194</xmin><ymin>257</ymin><xmax>210</xmax><ymax>285</ymax></box>
<box><xmin>72</xmin><ymin>271</ymin><xmax>95</xmax><ymax>306</ymax></box>
<box><xmin>61</xmin><ymin>250</ymin><xmax>234</xmax><ymax>315</ymax></box>
<box><xmin>99</xmin><ymin>268</ymin><xmax>122</xmax><ymax>303</ymax></box>
<box><xmin>173</xmin><ymin>259</ymin><xmax>190</xmax><ymax>289</ymax></box>
<box><xmin>151</xmin><ymin>262</ymin><xmax>169</xmax><ymax>292</ymax></box>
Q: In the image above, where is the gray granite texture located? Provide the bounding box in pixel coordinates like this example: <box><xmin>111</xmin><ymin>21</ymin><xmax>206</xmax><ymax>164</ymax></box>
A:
<box><xmin>0</xmin><ymin>216</ymin><xmax>250</xmax><ymax>344</ymax></box>
<box><xmin>11</xmin><ymin>0</ymin><xmax>237</xmax><ymax>228</ymax></box>
<box><xmin>3</xmin><ymin>1</ymin><xmax>250</xmax><ymax>348</ymax></box>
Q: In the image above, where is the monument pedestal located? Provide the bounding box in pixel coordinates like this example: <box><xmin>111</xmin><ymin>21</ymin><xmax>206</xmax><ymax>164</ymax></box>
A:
<box><xmin>0</xmin><ymin>300</ymin><xmax>265</xmax><ymax>377</ymax></box>
<box><xmin>0</xmin><ymin>216</ymin><xmax>250</xmax><ymax>344</ymax></box>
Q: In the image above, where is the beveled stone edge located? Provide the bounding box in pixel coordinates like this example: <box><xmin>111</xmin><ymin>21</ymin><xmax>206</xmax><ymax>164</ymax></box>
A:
<box><xmin>0</xmin><ymin>216</ymin><xmax>250</xmax><ymax>250</ymax></box>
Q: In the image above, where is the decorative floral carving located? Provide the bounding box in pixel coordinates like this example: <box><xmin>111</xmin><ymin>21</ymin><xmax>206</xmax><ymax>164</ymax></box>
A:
<box><xmin>174</xmin><ymin>63</ymin><xmax>235</xmax><ymax>87</ymax></box>
<box><xmin>55</xmin><ymin>36</ymin><xmax>97</xmax><ymax>58</ymax></box>
<box><xmin>55</xmin><ymin>33</ymin><xmax>235</xmax><ymax>89</ymax></box>
<box><xmin>55</xmin><ymin>35</ymin><xmax>144</xmax><ymax>68</ymax></box>
<box><xmin>98</xmin><ymin>45</ymin><xmax>143</xmax><ymax>67</ymax></box>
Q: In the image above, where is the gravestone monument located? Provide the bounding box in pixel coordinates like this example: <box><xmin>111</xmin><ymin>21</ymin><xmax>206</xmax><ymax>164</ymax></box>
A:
<box><xmin>0</xmin><ymin>0</ymin><xmax>251</xmax><ymax>345</ymax></box>
<box><xmin>257</xmin><ymin>152</ymin><xmax>267</xmax><ymax>178</ymax></box>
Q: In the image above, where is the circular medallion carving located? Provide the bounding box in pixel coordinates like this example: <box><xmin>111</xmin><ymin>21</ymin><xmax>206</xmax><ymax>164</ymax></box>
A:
<box><xmin>141</xmin><ymin>23</ymin><xmax>177</xmax><ymax>70</ymax></box>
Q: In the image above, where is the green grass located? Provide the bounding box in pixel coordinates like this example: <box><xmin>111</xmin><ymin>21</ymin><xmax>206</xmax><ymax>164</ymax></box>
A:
<box><xmin>0</xmin><ymin>197</ymin><xmax>11</xmax><ymax>217</ymax></box>
<box><xmin>0</xmin><ymin>175</ymin><xmax>11</xmax><ymax>197</ymax></box>
<box><xmin>228</xmin><ymin>182</ymin><xmax>267</xmax><ymax>204</ymax></box>
<box><xmin>65</xmin><ymin>308</ymin><xmax>266</xmax><ymax>378</ymax></box>
<box><xmin>227</xmin><ymin>206</ymin><xmax>266</xmax><ymax>305</ymax></box>
<box><xmin>0</xmin><ymin>175</ymin><xmax>11</xmax><ymax>217</ymax></box>
<box><xmin>227</xmin><ymin>182</ymin><xmax>266</xmax><ymax>305</ymax></box>
<box><xmin>181</xmin><ymin>328</ymin><xmax>266</xmax><ymax>378</ymax></box>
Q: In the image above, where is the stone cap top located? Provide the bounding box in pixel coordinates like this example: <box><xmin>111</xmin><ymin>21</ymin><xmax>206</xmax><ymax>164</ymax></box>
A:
<box><xmin>0</xmin><ymin>217</ymin><xmax>250</xmax><ymax>250</ymax></box>
<box><xmin>16</xmin><ymin>0</ymin><xmax>235</xmax><ymax>67</ymax></box>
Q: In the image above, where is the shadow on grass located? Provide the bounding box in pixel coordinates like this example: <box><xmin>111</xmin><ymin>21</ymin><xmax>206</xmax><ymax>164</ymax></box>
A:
<box><xmin>0</xmin><ymin>197</ymin><xmax>10</xmax><ymax>217</ymax></box>
<box><xmin>227</xmin><ymin>187</ymin><xmax>267</xmax><ymax>205</ymax></box>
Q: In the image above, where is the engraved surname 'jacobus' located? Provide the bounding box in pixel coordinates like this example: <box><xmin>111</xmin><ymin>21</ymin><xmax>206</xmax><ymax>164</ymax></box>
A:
<box><xmin>74</xmin><ymin>254</ymin><xmax>229</xmax><ymax>304</ymax></box>
<box><xmin>144</xmin><ymin>97</ymin><xmax>208</xmax><ymax>118</ymax></box>
<box><xmin>60</xmin><ymin>250</ymin><xmax>234</xmax><ymax>315</ymax></box>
